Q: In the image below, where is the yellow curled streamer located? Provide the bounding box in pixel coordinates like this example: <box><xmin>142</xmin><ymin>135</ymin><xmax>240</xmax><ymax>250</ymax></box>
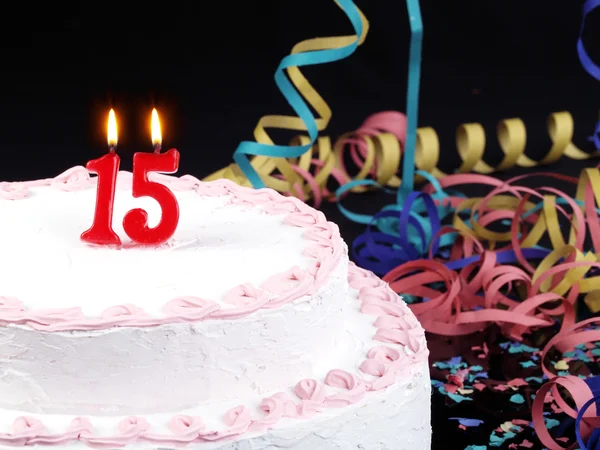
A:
<box><xmin>449</xmin><ymin>166</ymin><xmax>600</xmax><ymax>313</ymax></box>
<box><xmin>206</xmin><ymin>109</ymin><xmax>599</xmax><ymax>202</ymax></box>
<box><xmin>416</xmin><ymin>112</ymin><xmax>598</xmax><ymax>180</ymax></box>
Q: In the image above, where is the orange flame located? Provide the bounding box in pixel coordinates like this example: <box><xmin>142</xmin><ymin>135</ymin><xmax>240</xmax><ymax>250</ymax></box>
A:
<box><xmin>107</xmin><ymin>109</ymin><xmax>118</xmax><ymax>149</ymax></box>
<box><xmin>151</xmin><ymin>108</ymin><xmax>162</xmax><ymax>147</ymax></box>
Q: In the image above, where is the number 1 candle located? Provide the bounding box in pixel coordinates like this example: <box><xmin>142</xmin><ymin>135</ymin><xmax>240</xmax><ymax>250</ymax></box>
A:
<box><xmin>80</xmin><ymin>109</ymin><xmax>122</xmax><ymax>246</ymax></box>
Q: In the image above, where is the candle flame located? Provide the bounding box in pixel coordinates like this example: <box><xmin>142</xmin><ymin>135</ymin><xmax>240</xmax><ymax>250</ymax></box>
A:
<box><xmin>151</xmin><ymin>108</ymin><xmax>162</xmax><ymax>147</ymax></box>
<box><xmin>107</xmin><ymin>109</ymin><xmax>118</xmax><ymax>149</ymax></box>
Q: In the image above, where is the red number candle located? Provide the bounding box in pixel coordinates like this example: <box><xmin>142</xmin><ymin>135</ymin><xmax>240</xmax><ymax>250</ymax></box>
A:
<box><xmin>81</xmin><ymin>109</ymin><xmax>122</xmax><ymax>246</ymax></box>
<box><xmin>122</xmin><ymin>109</ymin><xmax>180</xmax><ymax>245</ymax></box>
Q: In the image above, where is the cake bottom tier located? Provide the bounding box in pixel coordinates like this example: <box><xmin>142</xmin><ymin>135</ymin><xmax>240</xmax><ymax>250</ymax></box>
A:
<box><xmin>0</xmin><ymin>264</ymin><xmax>431</xmax><ymax>449</ymax></box>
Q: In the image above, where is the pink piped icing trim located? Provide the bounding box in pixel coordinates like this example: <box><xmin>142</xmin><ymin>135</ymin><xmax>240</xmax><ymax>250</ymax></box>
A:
<box><xmin>0</xmin><ymin>263</ymin><xmax>429</xmax><ymax>447</ymax></box>
<box><xmin>0</xmin><ymin>166</ymin><xmax>345</xmax><ymax>331</ymax></box>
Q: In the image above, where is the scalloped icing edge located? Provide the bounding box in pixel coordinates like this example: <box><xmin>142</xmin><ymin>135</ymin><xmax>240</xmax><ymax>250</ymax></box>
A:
<box><xmin>0</xmin><ymin>167</ymin><xmax>345</xmax><ymax>332</ymax></box>
<box><xmin>0</xmin><ymin>263</ymin><xmax>429</xmax><ymax>448</ymax></box>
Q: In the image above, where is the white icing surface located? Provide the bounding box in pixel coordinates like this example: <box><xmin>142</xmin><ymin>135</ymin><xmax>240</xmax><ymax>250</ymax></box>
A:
<box><xmin>0</xmin><ymin>183</ymin><xmax>310</xmax><ymax>314</ymax></box>
<box><xmin>0</xmin><ymin>260</ymin><xmax>348</xmax><ymax>415</ymax></box>
<box><xmin>0</xmin><ymin>367</ymin><xmax>431</xmax><ymax>450</ymax></box>
<box><xmin>0</xmin><ymin>282</ymin><xmax>431</xmax><ymax>450</ymax></box>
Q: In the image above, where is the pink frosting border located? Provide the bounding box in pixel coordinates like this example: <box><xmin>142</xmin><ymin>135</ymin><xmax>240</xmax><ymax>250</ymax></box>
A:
<box><xmin>0</xmin><ymin>167</ymin><xmax>345</xmax><ymax>332</ymax></box>
<box><xmin>0</xmin><ymin>263</ymin><xmax>429</xmax><ymax>448</ymax></box>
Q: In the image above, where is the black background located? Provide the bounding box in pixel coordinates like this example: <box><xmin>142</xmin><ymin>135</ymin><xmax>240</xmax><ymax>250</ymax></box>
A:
<box><xmin>2</xmin><ymin>1</ymin><xmax>600</xmax><ymax>448</ymax></box>
<box><xmin>2</xmin><ymin>0</ymin><xmax>599</xmax><ymax>180</ymax></box>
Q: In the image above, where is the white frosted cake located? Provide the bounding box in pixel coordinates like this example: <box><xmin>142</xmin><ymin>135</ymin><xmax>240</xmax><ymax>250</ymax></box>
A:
<box><xmin>0</xmin><ymin>166</ymin><xmax>431</xmax><ymax>449</ymax></box>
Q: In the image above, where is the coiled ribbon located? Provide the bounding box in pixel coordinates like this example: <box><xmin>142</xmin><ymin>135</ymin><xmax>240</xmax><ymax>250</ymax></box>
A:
<box><xmin>204</xmin><ymin>0</ymin><xmax>369</xmax><ymax>198</ymax></box>
<box><xmin>532</xmin><ymin>318</ymin><xmax>600</xmax><ymax>449</ymax></box>
<box><xmin>205</xmin><ymin>0</ymin><xmax>598</xmax><ymax>207</ymax></box>
<box><xmin>579</xmin><ymin>0</ymin><xmax>600</xmax><ymax>152</ymax></box>
<box><xmin>532</xmin><ymin>3</ymin><xmax>600</xmax><ymax>447</ymax></box>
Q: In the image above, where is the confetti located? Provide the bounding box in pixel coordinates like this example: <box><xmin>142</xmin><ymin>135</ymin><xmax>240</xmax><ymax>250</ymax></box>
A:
<box><xmin>490</xmin><ymin>431</ymin><xmax>516</xmax><ymax>447</ymax></box>
<box><xmin>525</xmin><ymin>376</ymin><xmax>544</xmax><ymax>384</ymax></box>
<box><xmin>553</xmin><ymin>360</ymin><xmax>569</xmax><ymax>371</ymax></box>
<box><xmin>509</xmin><ymin>393</ymin><xmax>525</xmax><ymax>405</ymax></box>
<box><xmin>544</xmin><ymin>418</ymin><xmax>560</xmax><ymax>429</ymax></box>
<box><xmin>519</xmin><ymin>361</ymin><xmax>536</xmax><ymax>368</ymax></box>
<box><xmin>450</xmin><ymin>418</ymin><xmax>484</xmax><ymax>428</ymax></box>
<box><xmin>500</xmin><ymin>421</ymin><xmax>517</xmax><ymax>432</ymax></box>
<box><xmin>507</xmin><ymin>343</ymin><xmax>539</xmax><ymax>354</ymax></box>
<box><xmin>447</xmin><ymin>392</ymin><xmax>473</xmax><ymax>403</ymax></box>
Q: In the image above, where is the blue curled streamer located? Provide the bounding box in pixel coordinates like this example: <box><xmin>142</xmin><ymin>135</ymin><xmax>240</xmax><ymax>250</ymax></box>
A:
<box><xmin>231</xmin><ymin>0</ymin><xmax>364</xmax><ymax>189</ymax></box>
<box><xmin>577</xmin><ymin>0</ymin><xmax>600</xmax><ymax>151</ymax></box>
<box><xmin>398</xmin><ymin>0</ymin><xmax>423</xmax><ymax>200</ymax></box>
<box><xmin>575</xmin><ymin>376</ymin><xmax>600</xmax><ymax>450</ymax></box>
<box><xmin>338</xmin><ymin>169</ymin><xmax>465</xmax><ymax>275</ymax></box>
<box><xmin>578</xmin><ymin>0</ymin><xmax>600</xmax><ymax>81</ymax></box>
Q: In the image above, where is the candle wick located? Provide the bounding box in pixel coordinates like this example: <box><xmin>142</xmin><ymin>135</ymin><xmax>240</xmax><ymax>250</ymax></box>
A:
<box><xmin>109</xmin><ymin>146</ymin><xmax>117</xmax><ymax>154</ymax></box>
<box><xmin>154</xmin><ymin>144</ymin><xmax>161</xmax><ymax>154</ymax></box>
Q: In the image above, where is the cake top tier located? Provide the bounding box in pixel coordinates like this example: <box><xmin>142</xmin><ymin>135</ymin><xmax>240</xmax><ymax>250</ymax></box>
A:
<box><xmin>0</xmin><ymin>167</ymin><xmax>345</xmax><ymax>331</ymax></box>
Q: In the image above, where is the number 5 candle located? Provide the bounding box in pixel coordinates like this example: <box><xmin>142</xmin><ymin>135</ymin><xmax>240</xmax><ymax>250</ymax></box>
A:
<box><xmin>123</xmin><ymin>109</ymin><xmax>180</xmax><ymax>245</ymax></box>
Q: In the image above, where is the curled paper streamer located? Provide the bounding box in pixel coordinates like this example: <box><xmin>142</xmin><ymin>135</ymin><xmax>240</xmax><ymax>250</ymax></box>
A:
<box><xmin>204</xmin><ymin>0</ymin><xmax>370</xmax><ymax>197</ymax></box>
<box><xmin>578</xmin><ymin>0</ymin><xmax>600</xmax><ymax>82</ymax></box>
<box><xmin>207</xmin><ymin>0</ymin><xmax>596</xmax><ymax>205</ymax></box>
<box><xmin>577</xmin><ymin>0</ymin><xmax>600</xmax><ymax>153</ymax></box>
<box><xmin>204</xmin><ymin>0</ymin><xmax>426</xmax><ymax>208</ymax></box>
<box><xmin>345</xmin><ymin>167</ymin><xmax>600</xmax><ymax>339</ymax></box>
<box><xmin>532</xmin><ymin>374</ymin><xmax>600</xmax><ymax>450</ymax></box>
<box><xmin>398</xmin><ymin>0</ymin><xmax>423</xmax><ymax>198</ymax></box>
<box><xmin>532</xmin><ymin>319</ymin><xmax>600</xmax><ymax>449</ymax></box>
<box><xmin>208</xmin><ymin>108</ymin><xmax>597</xmax><ymax>208</ymax></box>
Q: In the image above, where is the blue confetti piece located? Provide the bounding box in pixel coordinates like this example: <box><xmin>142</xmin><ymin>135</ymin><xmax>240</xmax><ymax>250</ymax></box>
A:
<box><xmin>449</xmin><ymin>418</ymin><xmax>484</xmax><ymax>427</ymax></box>
<box><xmin>557</xmin><ymin>371</ymin><xmax>570</xmax><ymax>376</ymax></box>
<box><xmin>435</xmin><ymin>357</ymin><xmax>468</xmax><ymax>372</ymax></box>
<box><xmin>499</xmin><ymin>342</ymin><xmax>510</xmax><ymax>350</ymax></box>
<box><xmin>510</xmin><ymin>393</ymin><xmax>525</xmax><ymax>404</ymax></box>
<box><xmin>465</xmin><ymin>446</ymin><xmax>487</xmax><ymax>450</ymax></box>
<box><xmin>448</xmin><ymin>356</ymin><xmax>463</xmax><ymax>367</ymax></box>
<box><xmin>508</xmin><ymin>343</ymin><xmax>539</xmax><ymax>354</ymax></box>
<box><xmin>520</xmin><ymin>361</ymin><xmax>537</xmax><ymax>368</ymax></box>
<box><xmin>489</xmin><ymin>431</ymin><xmax>516</xmax><ymax>447</ymax></box>
<box><xmin>434</xmin><ymin>361</ymin><xmax>451</xmax><ymax>370</ymax></box>
<box><xmin>545</xmin><ymin>418</ymin><xmax>560</xmax><ymax>429</ymax></box>
<box><xmin>563</xmin><ymin>348</ymin><xmax>591</xmax><ymax>361</ymax></box>
<box><xmin>474</xmin><ymin>371</ymin><xmax>488</xmax><ymax>379</ymax></box>
<box><xmin>576</xmin><ymin>343</ymin><xmax>588</xmax><ymax>351</ymax></box>
<box><xmin>447</xmin><ymin>392</ymin><xmax>473</xmax><ymax>403</ymax></box>
<box><xmin>581</xmin><ymin>354</ymin><xmax>593</xmax><ymax>363</ymax></box>
<box><xmin>403</xmin><ymin>294</ymin><xmax>418</xmax><ymax>304</ymax></box>
<box><xmin>470</xmin><ymin>365</ymin><xmax>483</xmax><ymax>372</ymax></box>
<box><xmin>526</xmin><ymin>376</ymin><xmax>544</xmax><ymax>384</ymax></box>
<box><xmin>591</xmin><ymin>348</ymin><xmax>600</xmax><ymax>356</ymax></box>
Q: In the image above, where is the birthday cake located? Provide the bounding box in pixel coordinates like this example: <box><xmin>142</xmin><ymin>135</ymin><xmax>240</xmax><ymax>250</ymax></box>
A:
<box><xmin>0</xmin><ymin>166</ymin><xmax>431</xmax><ymax>449</ymax></box>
